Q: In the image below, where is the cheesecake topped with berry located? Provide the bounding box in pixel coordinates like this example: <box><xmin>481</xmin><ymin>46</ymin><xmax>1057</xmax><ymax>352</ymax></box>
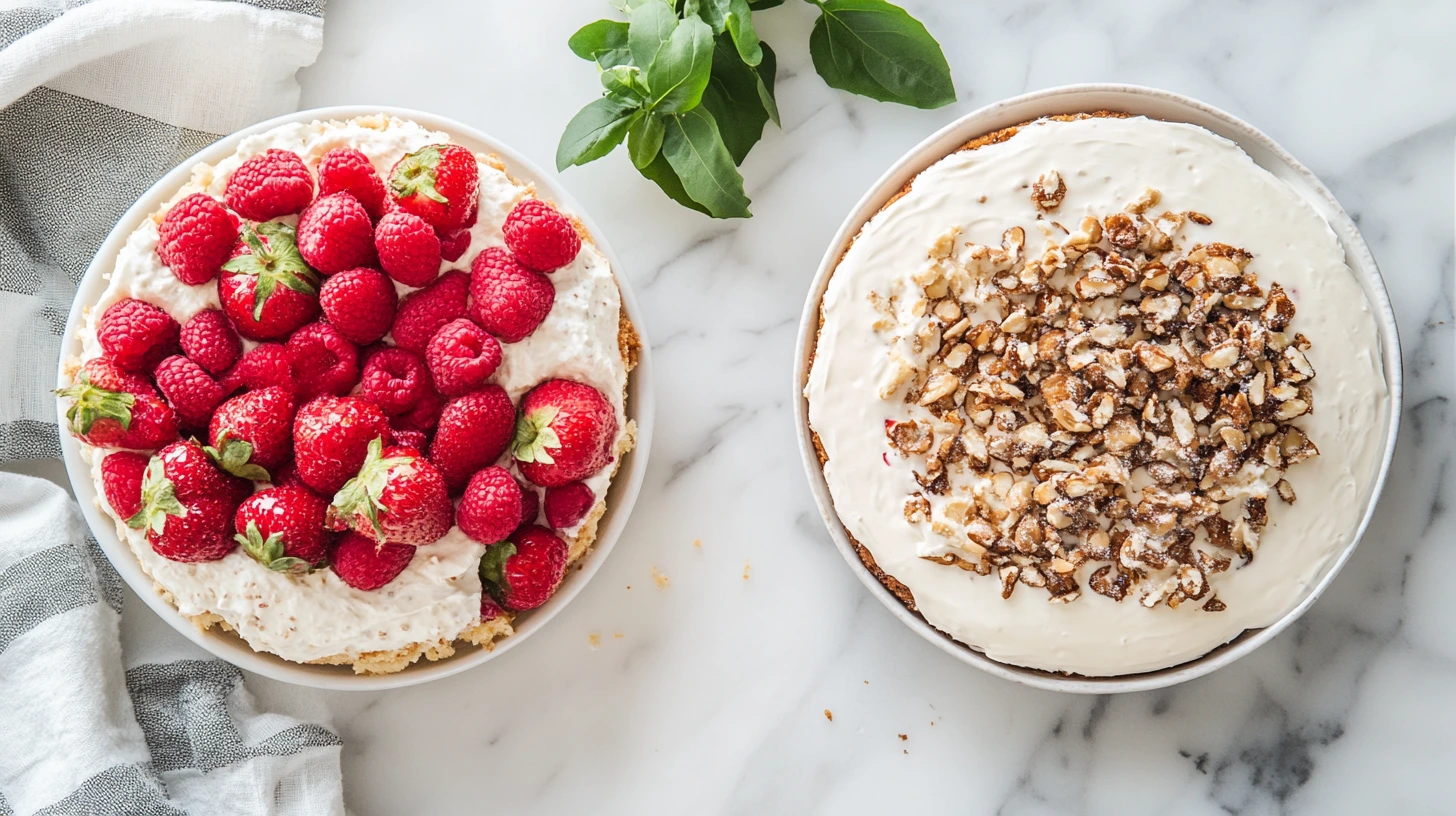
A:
<box><xmin>805</xmin><ymin>114</ymin><xmax>1388</xmax><ymax>677</ymax></box>
<box><xmin>61</xmin><ymin>114</ymin><xmax>638</xmax><ymax>674</ymax></box>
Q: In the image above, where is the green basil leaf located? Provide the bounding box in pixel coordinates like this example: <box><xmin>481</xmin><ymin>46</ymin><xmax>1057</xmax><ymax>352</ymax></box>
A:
<box><xmin>700</xmin><ymin>35</ymin><xmax>775</xmax><ymax>164</ymax></box>
<box><xmin>556</xmin><ymin>97</ymin><xmax>637</xmax><ymax>171</ymax></box>
<box><xmin>637</xmin><ymin>150</ymin><xmax>712</xmax><ymax>216</ymax></box>
<box><xmin>602</xmin><ymin>64</ymin><xmax>651</xmax><ymax>103</ymax></box>
<box><xmin>754</xmin><ymin>39</ymin><xmax>780</xmax><ymax>126</ymax></box>
<box><xmin>628</xmin><ymin>113</ymin><xmax>665</xmax><ymax>170</ymax></box>
<box><xmin>661</xmin><ymin>107</ymin><xmax>752</xmax><ymax>218</ymax></box>
<box><xmin>569</xmin><ymin>20</ymin><xmax>631</xmax><ymax>68</ymax></box>
<box><xmin>807</xmin><ymin>0</ymin><xmax>955</xmax><ymax>110</ymax></box>
<box><xmin>748</xmin><ymin>0</ymin><xmax>783</xmax><ymax>7</ymax></box>
<box><xmin>628</xmin><ymin>0</ymin><xmax>679</xmax><ymax>70</ymax></box>
<box><xmin>691</xmin><ymin>0</ymin><xmax>762</xmax><ymax>66</ymax></box>
<box><xmin>646</xmin><ymin>14</ymin><xmax>714</xmax><ymax>113</ymax></box>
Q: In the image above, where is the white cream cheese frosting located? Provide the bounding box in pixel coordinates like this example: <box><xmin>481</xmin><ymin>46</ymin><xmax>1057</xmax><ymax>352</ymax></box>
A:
<box><xmin>806</xmin><ymin>115</ymin><xmax>1388</xmax><ymax>676</ymax></box>
<box><xmin>74</xmin><ymin>115</ymin><xmax>630</xmax><ymax>665</ymax></box>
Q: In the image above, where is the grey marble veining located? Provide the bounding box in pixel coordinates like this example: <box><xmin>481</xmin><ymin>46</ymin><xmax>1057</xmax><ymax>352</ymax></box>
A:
<box><xmin>96</xmin><ymin>0</ymin><xmax>1456</xmax><ymax>812</ymax></box>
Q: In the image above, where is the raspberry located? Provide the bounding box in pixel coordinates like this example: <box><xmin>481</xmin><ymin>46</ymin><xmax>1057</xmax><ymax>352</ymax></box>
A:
<box><xmin>374</xmin><ymin>209</ymin><xmax>441</xmax><ymax>287</ymax></box>
<box><xmin>387</xmin><ymin>144</ymin><xmax>478</xmax><ymax>232</ymax></box>
<box><xmin>157</xmin><ymin>193</ymin><xmax>237</xmax><ymax>285</ymax></box>
<box><xmin>319</xmin><ymin>267</ymin><xmax>397</xmax><ymax>344</ymax></box>
<box><xmin>457</xmin><ymin>466</ymin><xmax>526</xmax><ymax>545</ymax></box>
<box><xmin>220</xmin><ymin>343</ymin><xmax>294</xmax><ymax>395</ymax></box>
<box><xmin>100</xmin><ymin>451</ymin><xmax>151</xmax><ymax>520</ymax></box>
<box><xmin>428</xmin><ymin>385</ymin><xmax>515</xmax><ymax>492</ymax></box>
<box><xmin>225</xmin><ymin>149</ymin><xmax>314</xmax><ymax>221</ymax></box>
<box><xmin>317</xmin><ymin>148</ymin><xmax>386</xmax><ymax>220</ymax></box>
<box><xmin>359</xmin><ymin>347</ymin><xmax>430</xmax><ymax>415</ymax></box>
<box><xmin>98</xmin><ymin>298</ymin><xmax>179</xmax><ymax>372</ymax></box>
<box><xmin>389</xmin><ymin>429</ymin><xmax>429</xmax><ymax>452</ymax></box>
<box><xmin>331</xmin><ymin>532</ymin><xmax>415</xmax><ymax>591</ymax></box>
<box><xmin>179</xmin><ymin>309</ymin><xmax>241</xmax><ymax>375</ymax></box>
<box><xmin>391</xmin><ymin>385</ymin><xmax>443</xmax><ymax>433</ymax></box>
<box><xmin>438</xmin><ymin>227</ymin><xmax>472</xmax><ymax>262</ymax></box>
<box><xmin>391</xmin><ymin>269</ymin><xmax>469</xmax><ymax>354</ymax></box>
<box><xmin>502</xmin><ymin>199</ymin><xmax>581</xmax><ymax>273</ymax></box>
<box><xmin>544</xmin><ymin>481</ymin><xmax>595</xmax><ymax>529</ymax></box>
<box><xmin>286</xmin><ymin>322</ymin><xmax>358</xmax><ymax>399</ymax></box>
<box><xmin>153</xmin><ymin>354</ymin><xmax>225</xmax><ymax>428</ymax></box>
<box><xmin>296</xmin><ymin>192</ymin><xmax>376</xmax><ymax>274</ymax></box>
<box><xmin>469</xmin><ymin>248</ymin><xmax>554</xmax><ymax>343</ymax></box>
<box><xmin>426</xmin><ymin>318</ymin><xmax>501</xmax><ymax>396</ymax></box>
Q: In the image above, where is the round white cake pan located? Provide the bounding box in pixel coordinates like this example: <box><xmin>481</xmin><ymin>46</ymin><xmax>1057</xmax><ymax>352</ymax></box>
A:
<box><xmin>792</xmin><ymin>84</ymin><xmax>1402</xmax><ymax>694</ymax></box>
<box><xmin>56</xmin><ymin>106</ymin><xmax>655</xmax><ymax>691</ymax></box>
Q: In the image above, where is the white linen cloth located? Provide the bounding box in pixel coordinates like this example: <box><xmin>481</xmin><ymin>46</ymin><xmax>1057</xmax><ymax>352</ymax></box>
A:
<box><xmin>0</xmin><ymin>0</ymin><xmax>325</xmax><ymax>460</ymax></box>
<box><xmin>0</xmin><ymin>474</ymin><xmax>345</xmax><ymax>816</ymax></box>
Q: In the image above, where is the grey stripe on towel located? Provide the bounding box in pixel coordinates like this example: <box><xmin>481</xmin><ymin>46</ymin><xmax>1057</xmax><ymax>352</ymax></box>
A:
<box><xmin>0</xmin><ymin>541</ymin><xmax>98</xmax><ymax>654</ymax></box>
<box><xmin>32</xmin><ymin>764</ymin><xmax>183</xmax><ymax>816</ymax></box>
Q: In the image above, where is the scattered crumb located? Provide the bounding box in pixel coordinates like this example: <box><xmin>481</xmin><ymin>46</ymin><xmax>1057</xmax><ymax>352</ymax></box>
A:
<box><xmin>651</xmin><ymin>567</ymin><xmax>670</xmax><ymax>589</ymax></box>
<box><xmin>898</xmin><ymin>734</ymin><xmax>908</xmax><ymax>741</ymax></box>
<box><xmin>824</xmin><ymin>709</ymin><xmax>833</xmax><ymax>722</ymax></box>
<box><xmin>588</xmin><ymin>633</ymin><xmax>601</xmax><ymax>648</ymax></box>
<box><xmin>978</xmin><ymin>195</ymin><xmax>988</xmax><ymax>203</ymax></box>
<box><xmin>903</xmin><ymin>749</ymin><xmax>909</xmax><ymax>755</ymax></box>
<box><xmin>626</xmin><ymin>585</ymin><xmax>632</xmax><ymax>590</ymax></box>
<box><xmin>864</xmin><ymin>680</ymin><xmax>869</xmax><ymax>685</ymax></box>
<box><xmin>693</xmin><ymin>539</ymin><xmax>702</xmax><ymax>549</ymax></box>
<box><xmin>929</xmin><ymin>721</ymin><xmax>935</xmax><ymax>726</ymax></box>
<box><xmin>613</xmin><ymin>632</ymin><xmax>623</xmax><ymax>640</ymax></box>
<box><xmin>742</xmin><ymin>560</ymin><xmax>751</xmax><ymax>580</ymax></box>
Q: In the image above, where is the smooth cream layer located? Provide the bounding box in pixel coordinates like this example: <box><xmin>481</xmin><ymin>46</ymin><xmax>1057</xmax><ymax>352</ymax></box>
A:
<box><xmin>806</xmin><ymin>116</ymin><xmax>1388</xmax><ymax>676</ymax></box>
<box><xmin>76</xmin><ymin>116</ymin><xmax>628</xmax><ymax>663</ymax></box>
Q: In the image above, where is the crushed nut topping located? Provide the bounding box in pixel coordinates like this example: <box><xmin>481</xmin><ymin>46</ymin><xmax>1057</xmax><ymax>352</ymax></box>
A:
<box><xmin>878</xmin><ymin>184</ymin><xmax>1321</xmax><ymax>610</ymax></box>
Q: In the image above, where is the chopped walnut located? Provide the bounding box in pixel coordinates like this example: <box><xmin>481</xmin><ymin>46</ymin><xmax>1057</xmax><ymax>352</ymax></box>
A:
<box><xmin>870</xmin><ymin>180</ymin><xmax>1321</xmax><ymax>611</ymax></box>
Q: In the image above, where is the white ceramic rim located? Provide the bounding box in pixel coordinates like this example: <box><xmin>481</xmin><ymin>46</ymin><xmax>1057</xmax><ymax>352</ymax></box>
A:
<box><xmin>792</xmin><ymin>84</ymin><xmax>1403</xmax><ymax>694</ymax></box>
<box><xmin>55</xmin><ymin>105</ymin><xmax>656</xmax><ymax>691</ymax></box>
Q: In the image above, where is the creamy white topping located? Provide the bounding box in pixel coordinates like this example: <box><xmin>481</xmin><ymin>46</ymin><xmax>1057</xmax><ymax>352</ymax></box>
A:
<box><xmin>76</xmin><ymin>116</ymin><xmax>628</xmax><ymax>664</ymax></box>
<box><xmin>806</xmin><ymin>116</ymin><xmax>1388</xmax><ymax>676</ymax></box>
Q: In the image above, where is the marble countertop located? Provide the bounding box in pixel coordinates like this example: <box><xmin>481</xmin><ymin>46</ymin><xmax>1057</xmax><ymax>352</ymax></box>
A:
<box><xmin>35</xmin><ymin>0</ymin><xmax>1456</xmax><ymax>812</ymax></box>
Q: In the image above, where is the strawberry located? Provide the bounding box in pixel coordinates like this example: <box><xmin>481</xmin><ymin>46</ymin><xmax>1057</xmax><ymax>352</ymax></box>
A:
<box><xmin>387</xmin><ymin>144</ymin><xmax>478</xmax><ymax>232</ymax></box>
<box><xmin>225</xmin><ymin>149</ymin><xmax>314</xmax><ymax>221</ymax></box>
<box><xmin>329</xmin><ymin>438</ymin><xmax>452</xmax><ymax>547</ymax></box>
<box><xmin>155</xmin><ymin>439</ymin><xmax>250</xmax><ymax>505</ymax></box>
<box><xmin>317</xmin><ymin>148</ymin><xmax>386</xmax><ymax>220</ymax></box>
<box><xmin>220</xmin><ymin>222</ymin><xmax>320</xmax><ymax>341</ymax></box>
<box><xmin>319</xmin><ymin>267</ymin><xmax>396</xmax><ymax>344</ymax></box>
<box><xmin>57</xmin><ymin>372</ymin><xmax>177</xmax><ymax>451</ymax></box>
<box><xmin>544</xmin><ymin>481</ymin><xmax>595</xmax><ymax>529</ymax></box>
<box><xmin>437</xmin><ymin>227</ymin><xmax>472</xmax><ymax>262</ymax></box>
<box><xmin>511</xmin><ymin>379</ymin><xmax>617</xmax><ymax>488</ymax></box>
<box><xmin>286</xmin><ymin>321</ymin><xmax>359</xmax><ymax>399</ymax></box>
<box><xmin>157</xmin><ymin>193</ymin><xmax>237</xmax><ymax>285</ymax></box>
<box><xmin>220</xmin><ymin>343</ymin><xmax>295</xmax><ymax>395</ymax></box>
<box><xmin>456</xmin><ymin>465</ymin><xmax>526</xmax><ymax>544</ymax></box>
<box><xmin>428</xmin><ymin>385</ymin><xmax>515</xmax><ymax>492</ymax></box>
<box><xmin>469</xmin><ymin>248</ymin><xmax>554</xmax><ymax>343</ymax></box>
<box><xmin>153</xmin><ymin>354</ymin><xmax>224</xmax><ymax>428</ymax></box>
<box><xmin>331</xmin><ymin>532</ymin><xmax>415</xmax><ymax>591</ymax></box>
<box><xmin>234</xmin><ymin>486</ymin><xmax>331</xmax><ymax>573</ymax></box>
<box><xmin>480</xmin><ymin>595</ymin><xmax>505</xmax><ymax>621</ymax></box>
<box><xmin>480</xmin><ymin>526</ymin><xmax>567</xmax><ymax>610</ymax></box>
<box><xmin>292</xmin><ymin>395</ymin><xmax>390</xmax><ymax>494</ymax></box>
<box><xmin>359</xmin><ymin>347</ymin><xmax>430</xmax><ymax>415</ymax></box>
<box><xmin>426</xmin><ymin>318</ymin><xmax>501</xmax><ymax>396</ymax></box>
<box><xmin>179</xmin><ymin>309</ymin><xmax>241</xmax><ymax>375</ymax></box>
<box><xmin>208</xmin><ymin>386</ymin><xmax>296</xmax><ymax>478</ymax></box>
<box><xmin>297</xmin><ymin>192</ymin><xmax>376</xmax><ymax>274</ymax></box>
<box><xmin>100</xmin><ymin>451</ymin><xmax>150</xmax><ymax>520</ymax></box>
<box><xmin>79</xmin><ymin>357</ymin><xmax>155</xmax><ymax>398</ymax></box>
<box><xmin>392</xmin><ymin>269</ymin><xmax>469</xmax><ymax>354</ymax></box>
<box><xmin>269</xmin><ymin>459</ymin><xmax>309</xmax><ymax>490</ymax></box>
<box><xmin>502</xmin><ymin>199</ymin><xmax>580</xmax><ymax>273</ymax></box>
<box><xmin>98</xmin><ymin>298</ymin><xmax>179</xmax><ymax>372</ymax></box>
<box><xmin>375</xmin><ymin>209</ymin><xmax>442</xmax><ymax>287</ymax></box>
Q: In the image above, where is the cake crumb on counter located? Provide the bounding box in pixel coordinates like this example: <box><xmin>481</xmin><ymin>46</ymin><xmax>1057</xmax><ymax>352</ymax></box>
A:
<box><xmin>824</xmin><ymin>709</ymin><xmax>833</xmax><ymax>722</ymax></box>
<box><xmin>651</xmin><ymin>567</ymin><xmax>669</xmax><ymax>589</ymax></box>
<box><xmin>588</xmin><ymin>633</ymin><xmax>601</xmax><ymax>648</ymax></box>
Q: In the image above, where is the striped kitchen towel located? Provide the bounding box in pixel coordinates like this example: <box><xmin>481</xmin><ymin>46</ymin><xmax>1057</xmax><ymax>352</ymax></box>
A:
<box><xmin>0</xmin><ymin>0</ymin><xmax>326</xmax><ymax>462</ymax></box>
<box><xmin>0</xmin><ymin>473</ymin><xmax>345</xmax><ymax>816</ymax></box>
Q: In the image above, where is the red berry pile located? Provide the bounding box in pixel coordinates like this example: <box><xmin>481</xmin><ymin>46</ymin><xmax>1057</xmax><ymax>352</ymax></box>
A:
<box><xmin>66</xmin><ymin>138</ymin><xmax>616</xmax><ymax>614</ymax></box>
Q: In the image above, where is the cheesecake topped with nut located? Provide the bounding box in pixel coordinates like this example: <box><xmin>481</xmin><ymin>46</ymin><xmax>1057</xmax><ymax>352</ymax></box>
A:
<box><xmin>806</xmin><ymin>114</ymin><xmax>1388</xmax><ymax>676</ymax></box>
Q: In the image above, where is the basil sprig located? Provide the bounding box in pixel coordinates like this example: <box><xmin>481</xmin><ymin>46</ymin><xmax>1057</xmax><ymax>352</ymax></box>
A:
<box><xmin>558</xmin><ymin>0</ymin><xmax>955</xmax><ymax>218</ymax></box>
